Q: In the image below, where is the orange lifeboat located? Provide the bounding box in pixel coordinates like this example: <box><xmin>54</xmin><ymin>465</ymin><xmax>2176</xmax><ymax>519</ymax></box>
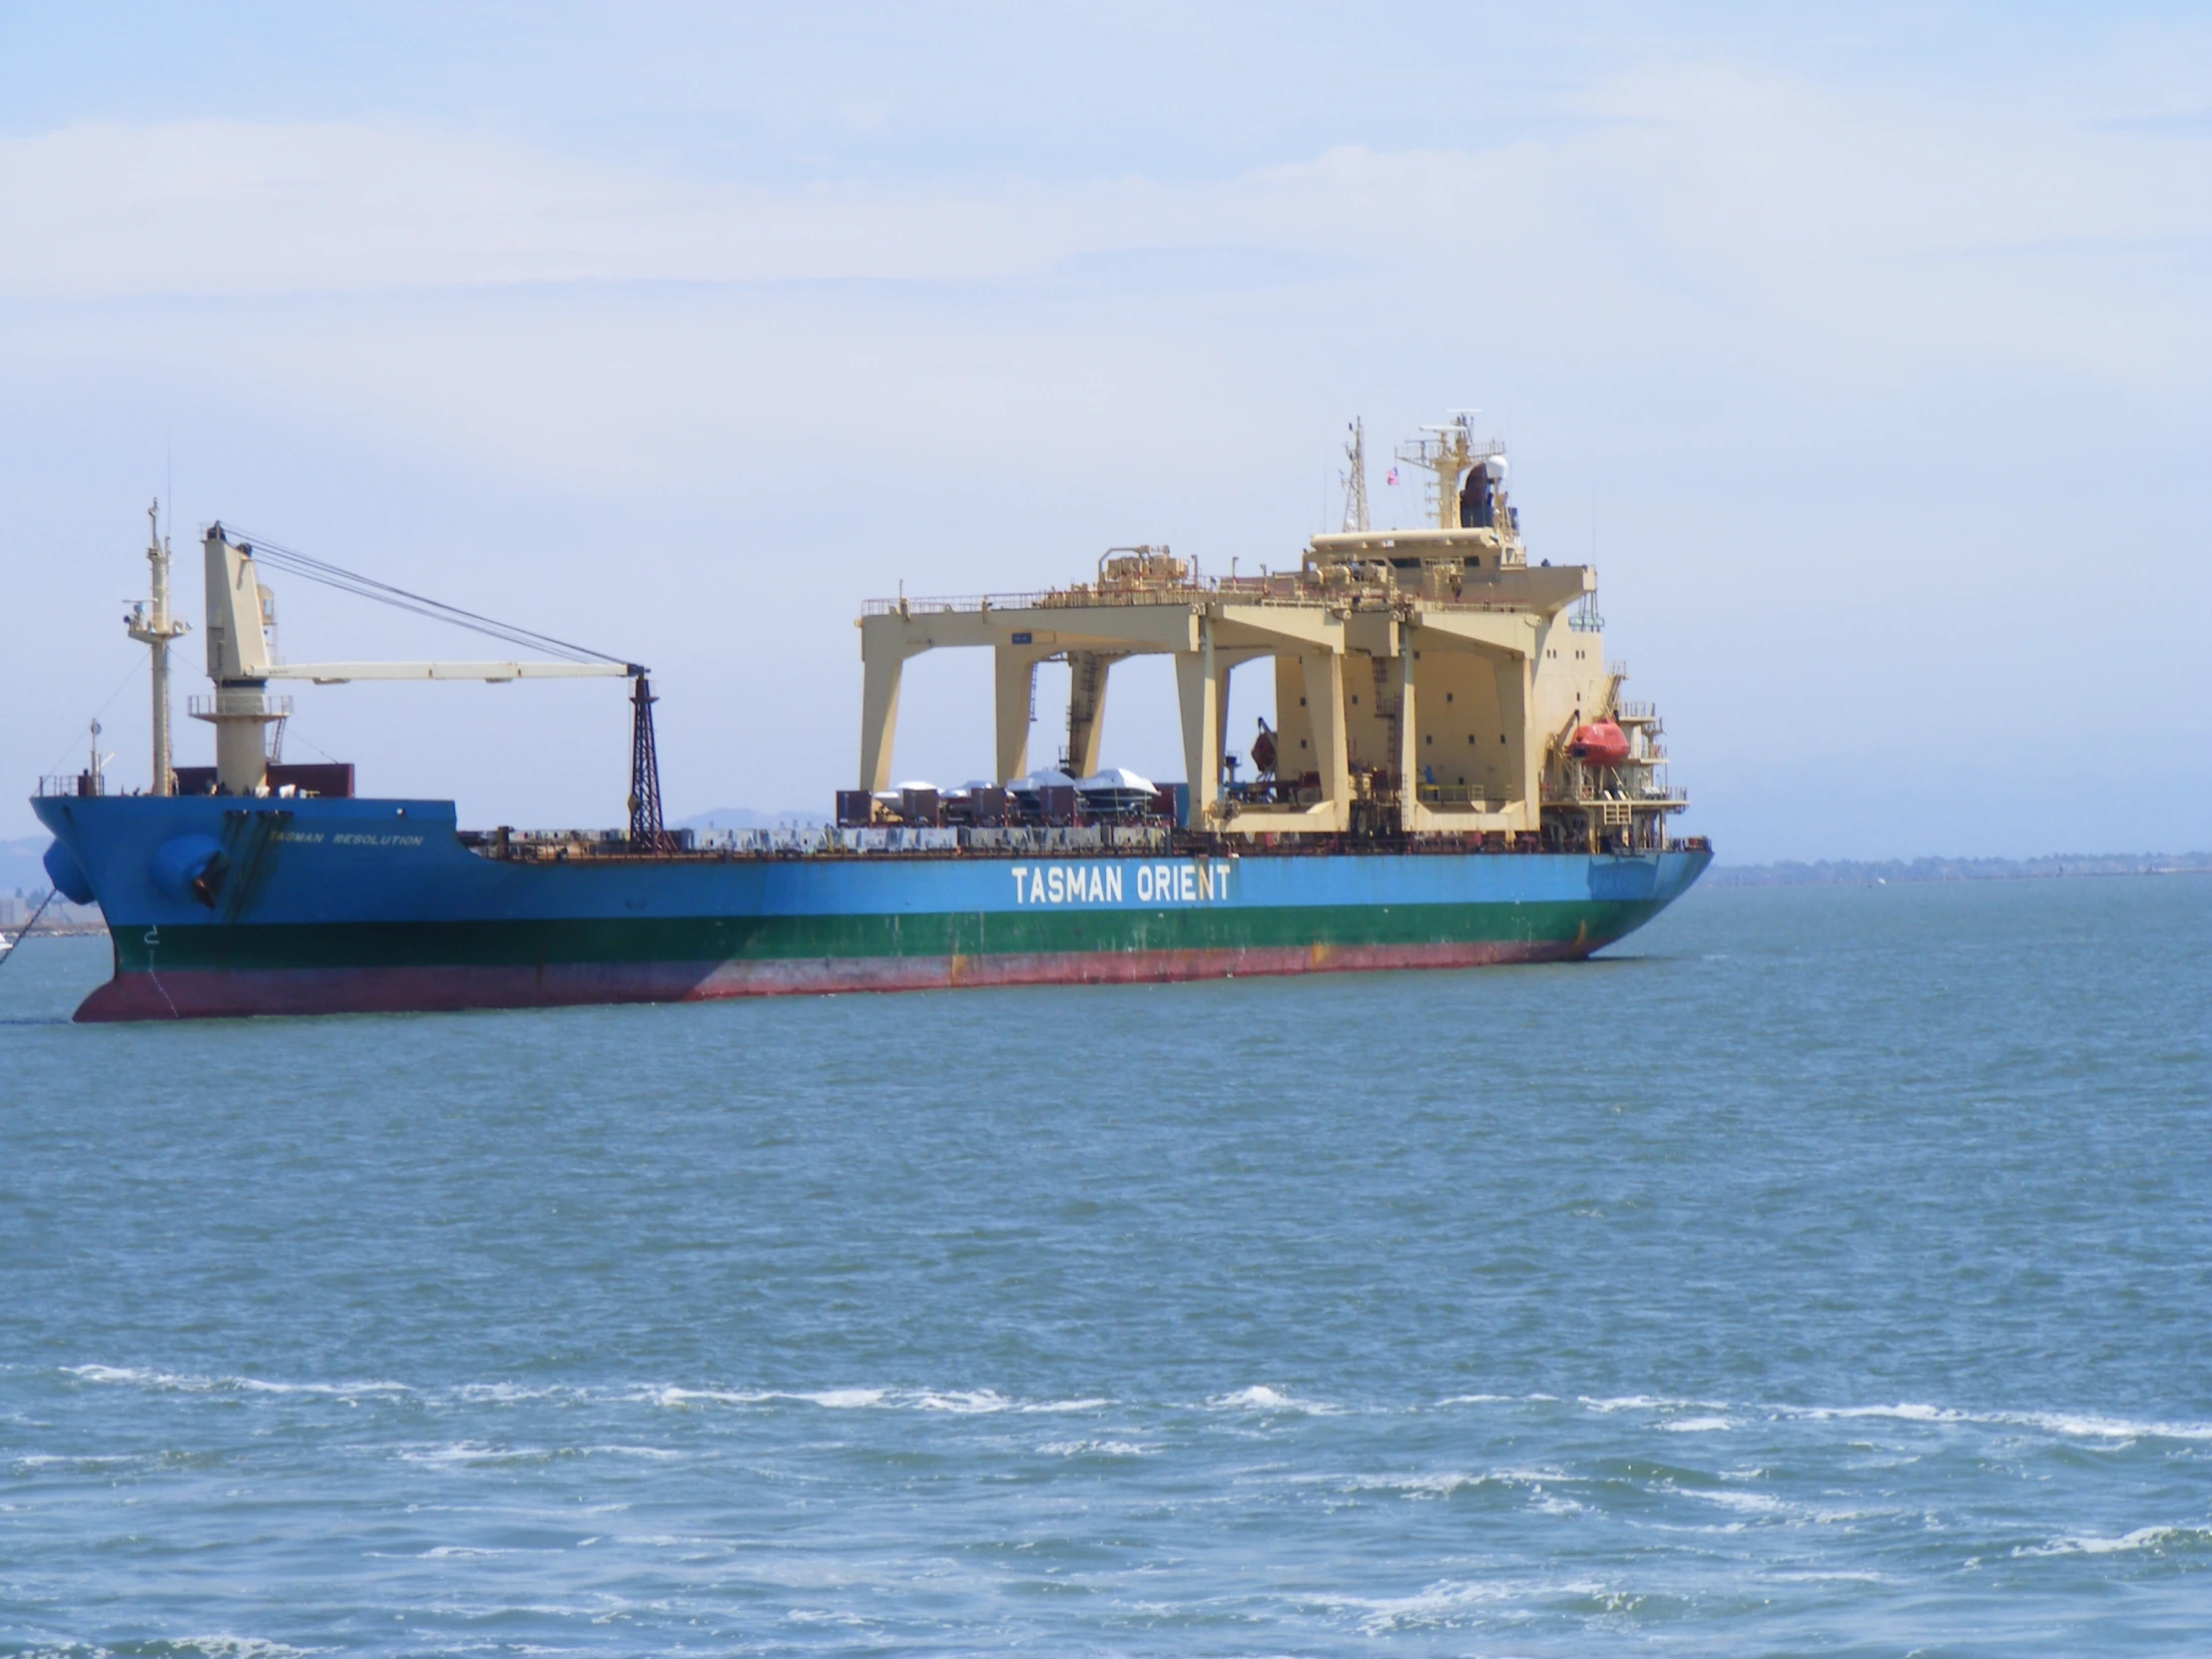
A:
<box><xmin>1568</xmin><ymin>720</ymin><xmax>1632</xmax><ymax>767</ymax></box>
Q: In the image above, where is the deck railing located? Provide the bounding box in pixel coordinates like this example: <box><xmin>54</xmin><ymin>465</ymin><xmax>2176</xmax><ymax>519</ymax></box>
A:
<box><xmin>862</xmin><ymin>588</ymin><xmax>1544</xmax><ymax>619</ymax></box>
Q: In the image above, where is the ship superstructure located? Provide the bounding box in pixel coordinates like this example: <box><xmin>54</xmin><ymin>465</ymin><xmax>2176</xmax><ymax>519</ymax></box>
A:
<box><xmin>30</xmin><ymin>413</ymin><xmax>1708</xmax><ymax>1021</ymax></box>
<box><xmin>857</xmin><ymin>413</ymin><xmax>1683</xmax><ymax>852</ymax></box>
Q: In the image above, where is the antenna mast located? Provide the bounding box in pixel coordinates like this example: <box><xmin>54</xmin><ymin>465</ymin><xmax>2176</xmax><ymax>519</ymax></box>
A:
<box><xmin>126</xmin><ymin>498</ymin><xmax>190</xmax><ymax>795</ymax></box>
<box><xmin>1341</xmin><ymin>419</ymin><xmax>1370</xmax><ymax>533</ymax></box>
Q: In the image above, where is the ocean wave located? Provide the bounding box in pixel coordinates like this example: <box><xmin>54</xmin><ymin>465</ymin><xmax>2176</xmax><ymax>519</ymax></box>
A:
<box><xmin>1327</xmin><ymin>1465</ymin><xmax>1575</xmax><ymax>1501</ymax></box>
<box><xmin>14</xmin><ymin>1451</ymin><xmax>144</xmax><ymax>1471</ymax></box>
<box><xmin>1580</xmin><ymin>1393</ymin><xmax>1730</xmax><ymax>1414</ymax></box>
<box><xmin>83</xmin><ymin>1641</ymin><xmax>324</xmax><ymax>1659</ymax></box>
<box><xmin>1038</xmin><ymin>1438</ymin><xmax>1150</xmax><ymax>1456</ymax></box>
<box><xmin>1323</xmin><ymin>1576</ymin><xmax>1625</xmax><ymax>1634</ymax></box>
<box><xmin>1777</xmin><ymin>1401</ymin><xmax>2212</xmax><ymax>1442</ymax></box>
<box><xmin>2017</xmin><ymin>1524</ymin><xmax>2212</xmax><ymax>1557</ymax></box>
<box><xmin>456</xmin><ymin>1382</ymin><xmax>570</xmax><ymax>1402</ymax></box>
<box><xmin>392</xmin><ymin>1441</ymin><xmax>551</xmax><ymax>1466</ymax></box>
<box><xmin>64</xmin><ymin>1365</ymin><xmax>407</xmax><ymax>1399</ymax></box>
<box><xmin>1337</xmin><ymin>1470</ymin><xmax>1482</xmax><ymax>1498</ymax></box>
<box><xmin>1997</xmin><ymin>1409</ymin><xmax>2212</xmax><ymax>1442</ymax></box>
<box><xmin>915</xmin><ymin>1389</ymin><xmax>1014</xmax><ymax>1413</ymax></box>
<box><xmin>635</xmin><ymin>1384</ymin><xmax>1104</xmax><ymax>1414</ymax></box>
<box><xmin>1207</xmin><ymin>1384</ymin><xmax>1343</xmax><ymax>1414</ymax></box>
<box><xmin>638</xmin><ymin>1384</ymin><xmax>776</xmax><ymax>1408</ymax></box>
<box><xmin>789</xmin><ymin>1387</ymin><xmax>887</xmax><ymax>1409</ymax></box>
<box><xmin>1687</xmin><ymin>1486</ymin><xmax>1789</xmax><ymax>1515</ymax></box>
<box><xmin>1663</xmin><ymin>1415</ymin><xmax>1734</xmax><ymax>1432</ymax></box>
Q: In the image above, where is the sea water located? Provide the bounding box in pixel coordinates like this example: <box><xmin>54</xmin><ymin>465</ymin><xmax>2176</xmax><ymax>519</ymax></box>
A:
<box><xmin>3</xmin><ymin>873</ymin><xmax>2210</xmax><ymax>1655</ymax></box>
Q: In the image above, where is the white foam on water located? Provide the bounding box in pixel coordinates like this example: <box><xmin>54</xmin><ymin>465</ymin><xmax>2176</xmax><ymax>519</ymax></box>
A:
<box><xmin>1580</xmin><ymin>1393</ymin><xmax>1730</xmax><ymax>1414</ymax></box>
<box><xmin>1663</xmin><ymin>1416</ymin><xmax>1734</xmax><ymax>1432</ymax></box>
<box><xmin>1488</xmin><ymin>1465</ymin><xmax>1576</xmax><ymax>1487</ymax></box>
<box><xmin>236</xmin><ymin>1378</ymin><xmax>409</xmax><ymax>1396</ymax></box>
<box><xmin>1686</xmin><ymin>1487</ymin><xmax>1790</xmax><ymax>1515</ymax></box>
<box><xmin>2018</xmin><ymin>1524</ymin><xmax>2212</xmax><ymax>1557</ymax></box>
<box><xmin>419</xmin><ymin>1544</ymin><xmax>517</xmax><ymax>1557</ymax></box>
<box><xmin>1325</xmin><ymin>1575</ymin><xmax>1619</xmax><ymax>1634</ymax></box>
<box><xmin>632</xmin><ymin>1382</ymin><xmax>1107</xmax><ymax>1414</ymax></box>
<box><xmin>1336</xmin><ymin>1470</ymin><xmax>1484</xmax><ymax>1498</ymax></box>
<box><xmin>1776</xmin><ymin>1400</ymin><xmax>2212</xmax><ymax>1442</ymax></box>
<box><xmin>1999</xmin><ymin>1409</ymin><xmax>2212</xmax><ymax>1442</ymax></box>
<box><xmin>636</xmin><ymin>1383</ymin><xmax>1115</xmax><ymax>1413</ymax></box>
<box><xmin>15</xmin><ymin>1452</ymin><xmax>140</xmax><ymax>1470</ymax></box>
<box><xmin>1785</xmin><ymin>1401</ymin><xmax>1958</xmax><ymax>1424</ymax></box>
<box><xmin>1038</xmin><ymin>1439</ymin><xmax>1150</xmax><ymax>1456</ymax></box>
<box><xmin>1208</xmin><ymin>1385</ymin><xmax>1343</xmax><ymax>1414</ymax></box>
<box><xmin>1330</xmin><ymin>1465</ymin><xmax>1589</xmax><ymax>1506</ymax></box>
<box><xmin>638</xmin><ymin>1384</ymin><xmax>772</xmax><ymax>1408</ymax></box>
<box><xmin>66</xmin><ymin>1364</ymin><xmax>220</xmax><ymax>1391</ymax></box>
<box><xmin>392</xmin><ymin>1442</ymin><xmax>548</xmax><ymax>1466</ymax></box>
<box><xmin>171</xmin><ymin>1640</ymin><xmax>322</xmax><ymax>1659</ymax></box>
<box><xmin>584</xmin><ymin>1444</ymin><xmax>683</xmax><ymax>1460</ymax></box>
<box><xmin>914</xmin><ymin>1389</ymin><xmax>1012</xmax><ymax>1413</ymax></box>
<box><xmin>457</xmin><ymin>1382</ymin><xmax>567</xmax><ymax>1402</ymax></box>
<box><xmin>1768</xmin><ymin>1570</ymin><xmax>1888</xmax><ymax>1584</ymax></box>
<box><xmin>1433</xmin><ymin>1392</ymin><xmax>1514</xmax><ymax>1405</ymax></box>
<box><xmin>64</xmin><ymin>1365</ymin><xmax>407</xmax><ymax>1400</ymax></box>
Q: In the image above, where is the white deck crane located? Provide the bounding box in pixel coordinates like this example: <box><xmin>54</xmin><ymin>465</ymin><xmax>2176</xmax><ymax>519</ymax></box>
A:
<box><xmin>188</xmin><ymin>524</ymin><xmax>638</xmax><ymax>798</ymax></box>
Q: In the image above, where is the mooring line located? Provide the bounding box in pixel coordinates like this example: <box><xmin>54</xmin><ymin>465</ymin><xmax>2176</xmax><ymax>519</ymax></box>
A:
<box><xmin>0</xmin><ymin>890</ymin><xmax>57</xmax><ymax>968</ymax></box>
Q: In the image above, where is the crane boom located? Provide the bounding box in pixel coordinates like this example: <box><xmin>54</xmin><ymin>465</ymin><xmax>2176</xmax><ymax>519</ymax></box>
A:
<box><xmin>264</xmin><ymin>661</ymin><xmax>638</xmax><ymax>684</ymax></box>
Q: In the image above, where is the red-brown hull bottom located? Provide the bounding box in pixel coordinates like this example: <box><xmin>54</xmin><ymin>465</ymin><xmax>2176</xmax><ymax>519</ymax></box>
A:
<box><xmin>76</xmin><ymin>938</ymin><xmax>1596</xmax><ymax>1022</ymax></box>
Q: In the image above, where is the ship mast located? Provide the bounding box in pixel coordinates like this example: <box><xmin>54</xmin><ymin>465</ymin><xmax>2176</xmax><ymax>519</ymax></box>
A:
<box><xmin>1395</xmin><ymin>413</ymin><xmax>1481</xmax><ymax>529</ymax></box>
<box><xmin>1341</xmin><ymin>419</ymin><xmax>1370</xmax><ymax>533</ymax></box>
<box><xmin>126</xmin><ymin>499</ymin><xmax>190</xmax><ymax>796</ymax></box>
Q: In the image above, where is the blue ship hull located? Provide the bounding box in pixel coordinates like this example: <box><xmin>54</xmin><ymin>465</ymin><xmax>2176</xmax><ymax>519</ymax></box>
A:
<box><xmin>33</xmin><ymin>795</ymin><xmax>1710</xmax><ymax>1021</ymax></box>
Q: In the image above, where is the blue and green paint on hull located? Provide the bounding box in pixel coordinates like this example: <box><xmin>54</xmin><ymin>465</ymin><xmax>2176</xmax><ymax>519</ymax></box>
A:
<box><xmin>33</xmin><ymin>795</ymin><xmax>1710</xmax><ymax>1021</ymax></box>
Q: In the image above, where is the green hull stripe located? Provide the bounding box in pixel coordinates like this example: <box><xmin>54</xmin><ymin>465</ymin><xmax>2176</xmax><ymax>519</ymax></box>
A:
<box><xmin>116</xmin><ymin>900</ymin><xmax>1666</xmax><ymax>973</ymax></box>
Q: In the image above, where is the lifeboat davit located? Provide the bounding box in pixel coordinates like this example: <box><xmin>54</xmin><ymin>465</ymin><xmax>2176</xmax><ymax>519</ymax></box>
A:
<box><xmin>1569</xmin><ymin>720</ymin><xmax>1632</xmax><ymax>767</ymax></box>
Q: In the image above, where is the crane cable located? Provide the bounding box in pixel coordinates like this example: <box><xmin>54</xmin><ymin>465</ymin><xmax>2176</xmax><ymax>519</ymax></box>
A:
<box><xmin>0</xmin><ymin>888</ymin><xmax>57</xmax><ymax>967</ymax></box>
<box><xmin>226</xmin><ymin>527</ymin><xmax>631</xmax><ymax>668</ymax></box>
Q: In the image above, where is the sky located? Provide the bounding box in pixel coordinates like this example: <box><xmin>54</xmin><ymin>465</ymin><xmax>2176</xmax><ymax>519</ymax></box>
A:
<box><xmin>3</xmin><ymin>2</ymin><xmax>2208</xmax><ymax>861</ymax></box>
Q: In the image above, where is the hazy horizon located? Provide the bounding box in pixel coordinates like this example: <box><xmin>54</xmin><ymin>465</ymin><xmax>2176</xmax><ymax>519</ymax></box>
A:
<box><xmin>6</xmin><ymin>4</ymin><xmax>2207</xmax><ymax>863</ymax></box>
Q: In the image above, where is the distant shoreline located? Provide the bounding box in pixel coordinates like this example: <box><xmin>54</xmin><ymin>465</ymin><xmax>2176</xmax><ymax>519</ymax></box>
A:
<box><xmin>1706</xmin><ymin>853</ymin><xmax>2212</xmax><ymax>888</ymax></box>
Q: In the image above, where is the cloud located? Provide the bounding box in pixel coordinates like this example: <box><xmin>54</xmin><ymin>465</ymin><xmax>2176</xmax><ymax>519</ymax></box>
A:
<box><xmin>6</xmin><ymin>65</ymin><xmax>2208</xmax><ymax>390</ymax></box>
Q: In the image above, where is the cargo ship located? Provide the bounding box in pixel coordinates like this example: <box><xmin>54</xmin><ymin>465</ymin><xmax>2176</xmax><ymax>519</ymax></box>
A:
<box><xmin>32</xmin><ymin>416</ymin><xmax>1708</xmax><ymax>1021</ymax></box>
